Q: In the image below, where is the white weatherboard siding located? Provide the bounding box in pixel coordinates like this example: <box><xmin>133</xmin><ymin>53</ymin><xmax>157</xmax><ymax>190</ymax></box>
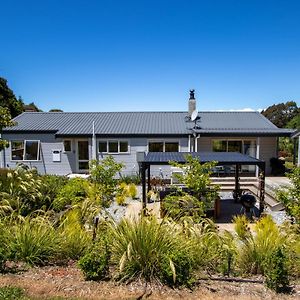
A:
<box><xmin>2</xmin><ymin>133</ymin><xmax>76</xmax><ymax>175</ymax></box>
<box><xmin>2</xmin><ymin>133</ymin><xmax>189</xmax><ymax>177</ymax></box>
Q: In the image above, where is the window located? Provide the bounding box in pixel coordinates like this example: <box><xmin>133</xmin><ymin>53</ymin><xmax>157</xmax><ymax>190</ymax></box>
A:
<box><xmin>212</xmin><ymin>140</ymin><xmax>227</xmax><ymax>152</ymax></box>
<box><xmin>11</xmin><ymin>140</ymin><xmax>40</xmax><ymax>161</ymax></box>
<box><xmin>165</xmin><ymin>142</ymin><xmax>179</xmax><ymax>152</ymax></box>
<box><xmin>11</xmin><ymin>141</ymin><xmax>24</xmax><ymax>160</ymax></box>
<box><xmin>148</xmin><ymin>141</ymin><xmax>179</xmax><ymax>152</ymax></box>
<box><xmin>98</xmin><ymin>141</ymin><xmax>107</xmax><ymax>153</ymax></box>
<box><xmin>212</xmin><ymin>139</ymin><xmax>256</xmax><ymax>156</ymax></box>
<box><xmin>98</xmin><ymin>140</ymin><xmax>129</xmax><ymax>154</ymax></box>
<box><xmin>63</xmin><ymin>140</ymin><xmax>72</xmax><ymax>152</ymax></box>
<box><xmin>149</xmin><ymin>142</ymin><xmax>164</xmax><ymax>152</ymax></box>
<box><xmin>120</xmin><ymin>141</ymin><xmax>129</xmax><ymax>153</ymax></box>
<box><xmin>108</xmin><ymin>141</ymin><xmax>118</xmax><ymax>153</ymax></box>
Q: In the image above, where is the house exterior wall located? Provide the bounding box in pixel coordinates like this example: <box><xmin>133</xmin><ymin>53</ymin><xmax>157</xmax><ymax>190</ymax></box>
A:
<box><xmin>1</xmin><ymin>133</ymin><xmax>76</xmax><ymax>175</ymax></box>
<box><xmin>1</xmin><ymin>133</ymin><xmax>189</xmax><ymax>177</ymax></box>
<box><xmin>197</xmin><ymin>136</ymin><xmax>277</xmax><ymax>174</ymax></box>
<box><xmin>1</xmin><ymin>133</ymin><xmax>277</xmax><ymax>176</ymax></box>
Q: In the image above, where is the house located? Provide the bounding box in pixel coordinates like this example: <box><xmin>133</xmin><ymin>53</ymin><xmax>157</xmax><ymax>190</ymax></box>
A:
<box><xmin>1</xmin><ymin>91</ymin><xmax>295</xmax><ymax>176</ymax></box>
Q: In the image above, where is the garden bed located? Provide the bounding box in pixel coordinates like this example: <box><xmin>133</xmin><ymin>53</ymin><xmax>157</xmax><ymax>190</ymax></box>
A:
<box><xmin>0</xmin><ymin>264</ymin><xmax>299</xmax><ymax>300</ymax></box>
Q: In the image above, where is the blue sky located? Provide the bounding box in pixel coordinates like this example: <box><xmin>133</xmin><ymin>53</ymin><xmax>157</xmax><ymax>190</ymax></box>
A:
<box><xmin>1</xmin><ymin>0</ymin><xmax>300</xmax><ymax>112</ymax></box>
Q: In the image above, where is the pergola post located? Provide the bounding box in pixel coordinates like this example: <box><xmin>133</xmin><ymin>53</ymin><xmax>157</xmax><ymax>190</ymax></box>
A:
<box><xmin>141</xmin><ymin>163</ymin><xmax>147</xmax><ymax>212</ymax></box>
<box><xmin>147</xmin><ymin>166</ymin><xmax>151</xmax><ymax>193</ymax></box>
<box><xmin>258</xmin><ymin>162</ymin><xmax>266</xmax><ymax>215</ymax></box>
<box><xmin>234</xmin><ymin>163</ymin><xmax>240</xmax><ymax>202</ymax></box>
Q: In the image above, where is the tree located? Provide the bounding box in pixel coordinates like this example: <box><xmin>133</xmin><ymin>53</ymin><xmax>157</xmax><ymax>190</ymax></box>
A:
<box><xmin>0</xmin><ymin>77</ymin><xmax>24</xmax><ymax>117</ymax></box>
<box><xmin>49</xmin><ymin>109</ymin><xmax>63</xmax><ymax>112</ymax></box>
<box><xmin>23</xmin><ymin>102</ymin><xmax>42</xmax><ymax>112</ymax></box>
<box><xmin>0</xmin><ymin>106</ymin><xmax>14</xmax><ymax>150</ymax></box>
<box><xmin>286</xmin><ymin>114</ymin><xmax>300</xmax><ymax>129</ymax></box>
<box><xmin>261</xmin><ymin>101</ymin><xmax>299</xmax><ymax>128</ymax></box>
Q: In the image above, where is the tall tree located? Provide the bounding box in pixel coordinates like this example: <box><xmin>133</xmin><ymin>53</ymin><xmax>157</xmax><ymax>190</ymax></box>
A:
<box><xmin>261</xmin><ymin>101</ymin><xmax>299</xmax><ymax>128</ymax></box>
<box><xmin>0</xmin><ymin>106</ymin><xmax>14</xmax><ymax>150</ymax></box>
<box><xmin>0</xmin><ymin>77</ymin><xmax>24</xmax><ymax>117</ymax></box>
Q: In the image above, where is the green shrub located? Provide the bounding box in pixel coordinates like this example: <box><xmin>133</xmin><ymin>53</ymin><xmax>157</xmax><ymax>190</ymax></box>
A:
<box><xmin>236</xmin><ymin>216</ymin><xmax>285</xmax><ymax>275</ymax></box>
<box><xmin>0</xmin><ymin>168</ymin><xmax>44</xmax><ymax>216</ymax></box>
<box><xmin>264</xmin><ymin>247</ymin><xmax>290</xmax><ymax>293</ymax></box>
<box><xmin>128</xmin><ymin>183</ymin><xmax>138</xmax><ymax>199</ymax></box>
<box><xmin>78</xmin><ymin>237</ymin><xmax>111</xmax><ymax>281</ymax></box>
<box><xmin>109</xmin><ymin>216</ymin><xmax>192</xmax><ymax>285</ymax></box>
<box><xmin>0</xmin><ymin>286</ymin><xmax>28</xmax><ymax>300</ymax></box>
<box><xmin>53</xmin><ymin>178</ymin><xmax>89</xmax><ymax>211</ymax></box>
<box><xmin>169</xmin><ymin>155</ymin><xmax>220</xmax><ymax>210</ymax></box>
<box><xmin>163</xmin><ymin>194</ymin><xmax>204</xmax><ymax>223</ymax></box>
<box><xmin>7</xmin><ymin>217</ymin><xmax>60</xmax><ymax>265</ymax></box>
<box><xmin>89</xmin><ymin>157</ymin><xmax>124</xmax><ymax>205</ymax></box>
<box><xmin>160</xmin><ymin>248</ymin><xmax>195</xmax><ymax>286</ymax></box>
<box><xmin>277</xmin><ymin>167</ymin><xmax>300</xmax><ymax>224</ymax></box>
<box><xmin>58</xmin><ymin>216</ymin><xmax>92</xmax><ymax>260</ymax></box>
<box><xmin>119</xmin><ymin>174</ymin><xmax>141</xmax><ymax>185</ymax></box>
<box><xmin>39</xmin><ymin>175</ymin><xmax>68</xmax><ymax>209</ymax></box>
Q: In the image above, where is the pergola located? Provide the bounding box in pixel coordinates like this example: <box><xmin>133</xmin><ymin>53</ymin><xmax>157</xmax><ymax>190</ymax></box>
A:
<box><xmin>140</xmin><ymin>152</ymin><xmax>266</xmax><ymax>215</ymax></box>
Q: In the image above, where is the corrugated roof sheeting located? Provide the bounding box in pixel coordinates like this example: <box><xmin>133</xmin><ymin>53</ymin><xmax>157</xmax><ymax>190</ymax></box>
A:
<box><xmin>3</xmin><ymin>111</ymin><xmax>295</xmax><ymax>136</ymax></box>
<box><xmin>143</xmin><ymin>151</ymin><xmax>263</xmax><ymax>164</ymax></box>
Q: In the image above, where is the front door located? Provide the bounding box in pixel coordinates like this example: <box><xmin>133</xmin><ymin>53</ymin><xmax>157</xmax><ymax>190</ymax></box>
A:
<box><xmin>77</xmin><ymin>140</ymin><xmax>89</xmax><ymax>172</ymax></box>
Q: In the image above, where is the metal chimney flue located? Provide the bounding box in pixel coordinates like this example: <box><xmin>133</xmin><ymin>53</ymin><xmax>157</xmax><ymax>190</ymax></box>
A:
<box><xmin>188</xmin><ymin>89</ymin><xmax>196</xmax><ymax>116</ymax></box>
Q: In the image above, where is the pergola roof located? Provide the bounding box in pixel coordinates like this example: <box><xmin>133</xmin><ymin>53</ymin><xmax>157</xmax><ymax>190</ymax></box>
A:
<box><xmin>142</xmin><ymin>152</ymin><xmax>265</xmax><ymax>166</ymax></box>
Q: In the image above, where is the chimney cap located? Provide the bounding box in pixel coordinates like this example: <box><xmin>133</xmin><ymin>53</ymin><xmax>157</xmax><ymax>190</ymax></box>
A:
<box><xmin>189</xmin><ymin>89</ymin><xmax>195</xmax><ymax>100</ymax></box>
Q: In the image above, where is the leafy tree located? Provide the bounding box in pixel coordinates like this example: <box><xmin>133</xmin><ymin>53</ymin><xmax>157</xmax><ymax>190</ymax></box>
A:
<box><xmin>0</xmin><ymin>106</ymin><xmax>14</xmax><ymax>151</ymax></box>
<box><xmin>170</xmin><ymin>155</ymin><xmax>220</xmax><ymax>210</ymax></box>
<box><xmin>23</xmin><ymin>102</ymin><xmax>42</xmax><ymax>112</ymax></box>
<box><xmin>89</xmin><ymin>156</ymin><xmax>124</xmax><ymax>205</ymax></box>
<box><xmin>261</xmin><ymin>101</ymin><xmax>299</xmax><ymax>128</ymax></box>
<box><xmin>49</xmin><ymin>109</ymin><xmax>63</xmax><ymax>112</ymax></box>
<box><xmin>286</xmin><ymin>114</ymin><xmax>300</xmax><ymax>129</ymax></box>
<box><xmin>0</xmin><ymin>77</ymin><xmax>24</xmax><ymax>117</ymax></box>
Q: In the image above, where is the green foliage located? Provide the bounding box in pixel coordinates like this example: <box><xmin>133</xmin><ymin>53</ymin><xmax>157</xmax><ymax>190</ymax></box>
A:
<box><xmin>39</xmin><ymin>175</ymin><xmax>68</xmax><ymax>209</ymax></box>
<box><xmin>0</xmin><ymin>286</ymin><xmax>28</xmax><ymax>300</ymax></box>
<box><xmin>264</xmin><ymin>247</ymin><xmax>290</xmax><ymax>293</ymax></box>
<box><xmin>119</xmin><ymin>174</ymin><xmax>141</xmax><ymax>185</ymax></box>
<box><xmin>160</xmin><ymin>247</ymin><xmax>195</xmax><ymax>286</ymax></box>
<box><xmin>163</xmin><ymin>193</ymin><xmax>204</xmax><ymax>223</ymax></box>
<box><xmin>6</xmin><ymin>217</ymin><xmax>60</xmax><ymax>265</ymax></box>
<box><xmin>109</xmin><ymin>216</ymin><xmax>192</xmax><ymax>285</ymax></box>
<box><xmin>0</xmin><ymin>77</ymin><xmax>24</xmax><ymax>117</ymax></box>
<box><xmin>78</xmin><ymin>237</ymin><xmax>111</xmax><ymax>281</ymax></box>
<box><xmin>0</xmin><ymin>106</ymin><xmax>14</xmax><ymax>150</ymax></box>
<box><xmin>233</xmin><ymin>215</ymin><xmax>251</xmax><ymax>239</ymax></box>
<box><xmin>170</xmin><ymin>155</ymin><xmax>220</xmax><ymax>210</ymax></box>
<box><xmin>286</xmin><ymin>114</ymin><xmax>300</xmax><ymax>129</ymax></box>
<box><xmin>277</xmin><ymin>167</ymin><xmax>300</xmax><ymax>224</ymax></box>
<box><xmin>89</xmin><ymin>157</ymin><xmax>124</xmax><ymax>204</ymax></box>
<box><xmin>128</xmin><ymin>183</ymin><xmax>138</xmax><ymax>199</ymax></box>
<box><xmin>58</xmin><ymin>214</ymin><xmax>92</xmax><ymax>260</ymax></box>
<box><xmin>261</xmin><ymin>101</ymin><xmax>299</xmax><ymax>128</ymax></box>
<box><xmin>0</xmin><ymin>167</ymin><xmax>44</xmax><ymax>216</ymax></box>
<box><xmin>53</xmin><ymin>178</ymin><xmax>89</xmax><ymax>211</ymax></box>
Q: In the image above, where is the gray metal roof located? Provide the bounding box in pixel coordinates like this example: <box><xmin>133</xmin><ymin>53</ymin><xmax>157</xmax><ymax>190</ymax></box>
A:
<box><xmin>142</xmin><ymin>152</ymin><xmax>264</xmax><ymax>166</ymax></box>
<box><xmin>3</xmin><ymin>111</ymin><xmax>295</xmax><ymax>137</ymax></box>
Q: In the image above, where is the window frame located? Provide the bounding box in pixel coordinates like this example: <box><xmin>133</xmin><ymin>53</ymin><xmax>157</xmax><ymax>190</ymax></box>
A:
<box><xmin>212</xmin><ymin>139</ymin><xmax>256</xmax><ymax>156</ymax></box>
<box><xmin>147</xmin><ymin>140</ymin><xmax>180</xmax><ymax>152</ymax></box>
<box><xmin>63</xmin><ymin>140</ymin><xmax>72</xmax><ymax>152</ymax></box>
<box><xmin>98</xmin><ymin>140</ymin><xmax>130</xmax><ymax>154</ymax></box>
<box><xmin>10</xmin><ymin>140</ymin><xmax>41</xmax><ymax>161</ymax></box>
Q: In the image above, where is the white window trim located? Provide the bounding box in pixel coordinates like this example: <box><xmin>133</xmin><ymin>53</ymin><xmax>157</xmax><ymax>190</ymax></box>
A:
<box><xmin>147</xmin><ymin>140</ymin><xmax>180</xmax><ymax>152</ymax></box>
<box><xmin>98</xmin><ymin>140</ymin><xmax>130</xmax><ymax>154</ymax></box>
<box><xmin>63</xmin><ymin>140</ymin><xmax>72</xmax><ymax>152</ymax></box>
<box><xmin>10</xmin><ymin>140</ymin><xmax>41</xmax><ymax>162</ymax></box>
